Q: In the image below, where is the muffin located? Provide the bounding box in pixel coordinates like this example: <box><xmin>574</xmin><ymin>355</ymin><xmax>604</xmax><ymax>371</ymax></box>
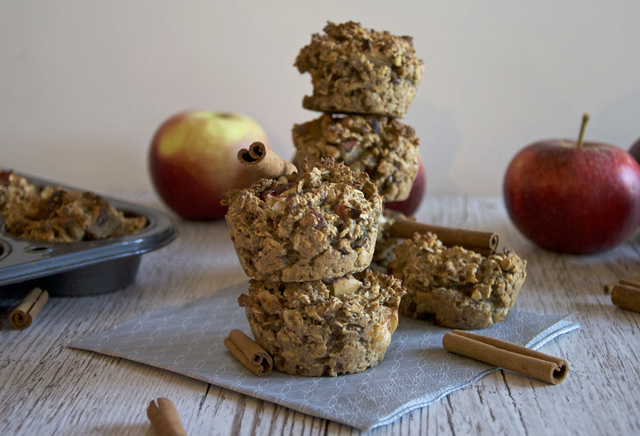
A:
<box><xmin>222</xmin><ymin>158</ymin><xmax>383</xmax><ymax>282</ymax></box>
<box><xmin>295</xmin><ymin>21</ymin><xmax>424</xmax><ymax>118</ymax></box>
<box><xmin>390</xmin><ymin>232</ymin><xmax>527</xmax><ymax>330</ymax></box>
<box><xmin>238</xmin><ymin>268</ymin><xmax>406</xmax><ymax>376</ymax></box>
<box><xmin>0</xmin><ymin>170</ymin><xmax>40</xmax><ymax>211</ymax></box>
<box><xmin>292</xmin><ymin>113</ymin><xmax>420</xmax><ymax>202</ymax></box>
<box><xmin>0</xmin><ymin>170</ymin><xmax>147</xmax><ymax>242</ymax></box>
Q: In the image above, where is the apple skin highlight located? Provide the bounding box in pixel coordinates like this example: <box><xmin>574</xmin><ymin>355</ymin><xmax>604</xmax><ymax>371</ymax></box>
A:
<box><xmin>149</xmin><ymin>111</ymin><xmax>268</xmax><ymax>220</ymax></box>
<box><xmin>503</xmin><ymin>140</ymin><xmax>640</xmax><ymax>254</ymax></box>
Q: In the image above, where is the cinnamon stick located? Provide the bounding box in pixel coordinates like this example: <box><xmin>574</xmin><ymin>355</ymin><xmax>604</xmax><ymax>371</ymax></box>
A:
<box><xmin>617</xmin><ymin>277</ymin><xmax>640</xmax><ymax>288</ymax></box>
<box><xmin>611</xmin><ymin>277</ymin><xmax>640</xmax><ymax>313</ymax></box>
<box><xmin>605</xmin><ymin>276</ymin><xmax>640</xmax><ymax>294</ymax></box>
<box><xmin>146</xmin><ymin>397</ymin><xmax>187</xmax><ymax>436</ymax></box>
<box><xmin>443</xmin><ymin>330</ymin><xmax>568</xmax><ymax>384</ymax></box>
<box><xmin>237</xmin><ymin>141</ymin><xmax>297</xmax><ymax>179</ymax></box>
<box><xmin>389</xmin><ymin>220</ymin><xmax>499</xmax><ymax>256</ymax></box>
<box><xmin>9</xmin><ymin>287</ymin><xmax>49</xmax><ymax>330</ymax></box>
<box><xmin>224</xmin><ymin>329</ymin><xmax>273</xmax><ymax>376</ymax></box>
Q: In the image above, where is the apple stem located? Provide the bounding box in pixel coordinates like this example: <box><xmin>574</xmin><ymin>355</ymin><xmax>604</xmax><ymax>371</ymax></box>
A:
<box><xmin>577</xmin><ymin>113</ymin><xmax>590</xmax><ymax>148</ymax></box>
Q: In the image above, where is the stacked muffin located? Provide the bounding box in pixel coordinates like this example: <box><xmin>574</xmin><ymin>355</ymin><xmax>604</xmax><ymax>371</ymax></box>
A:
<box><xmin>287</xmin><ymin>22</ymin><xmax>527</xmax><ymax>333</ymax></box>
<box><xmin>292</xmin><ymin>21</ymin><xmax>424</xmax><ymax>204</ymax></box>
<box><xmin>223</xmin><ymin>159</ymin><xmax>405</xmax><ymax>376</ymax></box>
<box><xmin>223</xmin><ymin>22</ymin><xmax>435</xmax><ymax>376</ymax></box>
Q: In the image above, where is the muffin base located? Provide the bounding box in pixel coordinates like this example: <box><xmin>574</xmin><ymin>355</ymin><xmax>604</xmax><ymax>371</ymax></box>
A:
<box><xmin>238</xmin><ymin>269</ymin><xmax>405</xmax><ymax>376</ymax></box>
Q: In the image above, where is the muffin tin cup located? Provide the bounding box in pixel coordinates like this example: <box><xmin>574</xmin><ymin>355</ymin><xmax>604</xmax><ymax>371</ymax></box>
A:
<box><xmin>0</xmin><ymin>172</ymin><xmax>177</xmax><ymax>297</ymax></box>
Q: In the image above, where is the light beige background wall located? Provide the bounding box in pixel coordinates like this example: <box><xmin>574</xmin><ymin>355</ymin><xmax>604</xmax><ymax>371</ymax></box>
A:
<box><xmin>2</xmin><ymin>1</ymin><xmax>639</xmax><ymax>195</ymax></box>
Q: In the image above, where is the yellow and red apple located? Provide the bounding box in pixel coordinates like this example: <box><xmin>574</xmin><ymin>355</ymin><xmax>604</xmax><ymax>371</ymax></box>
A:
<box><xmin>148</xmin><ymin>111</ymin><xmax>268</xmax><ymax>220</ymax></box>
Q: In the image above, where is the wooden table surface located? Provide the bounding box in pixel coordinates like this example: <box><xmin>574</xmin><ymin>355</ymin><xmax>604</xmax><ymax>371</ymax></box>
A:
<box><xmin>1</xmin><ymin>193</ymin><xmax>639</xmax><ymax>436</ymax></box>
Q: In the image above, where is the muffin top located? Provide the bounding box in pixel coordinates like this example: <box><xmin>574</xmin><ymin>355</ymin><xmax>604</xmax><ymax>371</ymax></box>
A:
<box><xmin>222</xmin><ymin>157</ymin><xmax>381</xmax><ymax>216</ymax></box>
<box><xmin>295</xmin><ymin>21</ymin><xmax>424</xmax><ymax>87</ymax></box>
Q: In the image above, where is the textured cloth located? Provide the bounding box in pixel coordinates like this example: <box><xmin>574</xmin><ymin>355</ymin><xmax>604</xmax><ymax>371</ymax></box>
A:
<box><xmin>70</xmin><ymin>282</ymin><xmax>579</xmax><ymax>431</ymax></box>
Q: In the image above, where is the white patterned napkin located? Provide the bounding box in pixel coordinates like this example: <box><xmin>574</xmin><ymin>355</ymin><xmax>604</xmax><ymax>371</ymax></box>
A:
<box><xmin>69</xmin><ymin>282</ymin><xmax>579</xmax><ymax>431</ymax></box>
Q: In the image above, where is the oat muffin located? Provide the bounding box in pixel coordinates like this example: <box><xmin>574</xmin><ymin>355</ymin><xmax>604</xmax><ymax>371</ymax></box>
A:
<box><xmin>222</xmin><ymin>158</ymin><xmax>383</xmax><ymax>282</ymax></box>
<box><xmin>295</xmin><ymin>21</ymin><xmax>424</xmax><ymax>118</ymax></box>
<box><xmin>390</xmin><ymin>232</ymin><xmax>526</xmax><ymax>330</ymax></box>
<box><xmin>238</xmin><ymin>268</ymin><xmax>406</xmax><ymax>376</ymax></box>
<box><xmin>0</xmin><ymin>170</ymin><xmax>40</xmax><ymax>211</ymax></box>
<box><xmin>292</xmin><ymin>114</ymin><xmax>419</xmax><ymax>202</ymax></box>
<box><xmin>0</xmin><ymin>170</ymin><xmax>147</xmax><ymax>242</ymax></box>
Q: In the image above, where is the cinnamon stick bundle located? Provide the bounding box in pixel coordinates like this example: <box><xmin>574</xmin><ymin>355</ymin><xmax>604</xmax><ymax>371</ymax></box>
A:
<box><xmin>146</xmin><ymin>397</ymin><xmax>187</xmax><ymax>436</ymax></box>
<box><xmin>611</xmin><ymin>277</ymin><xmax>640</xmax><ymax>313</ymax></box>
<box><xmin>443</xmin><ymin>330</ymin><xmax>568</xmax><ymax>384</ymax></box>
<box><xmin>224</xmin><ymin>329</ymin><xmax>273</xmax><ymax>376</ymax></box>
<box><xmin>389</xmin><ymin>220</ymin><xmax>499</xmax><ymax>256</ymax></box>
<box><xmin>9</xmin><ymin>287</ymin><xmax>49</xmax><ymax>330</ymax></box>
<box><xmin>238</xmin><ymin>141</ymin><xmax>297</xmax><ymax>179</ymax></box>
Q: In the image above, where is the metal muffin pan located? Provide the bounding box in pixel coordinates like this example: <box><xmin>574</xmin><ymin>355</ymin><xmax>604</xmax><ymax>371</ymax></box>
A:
<box><xmin>0</xmin><ymin>171</ymin><xmax>177</xmax><ymax>297</ymax></box>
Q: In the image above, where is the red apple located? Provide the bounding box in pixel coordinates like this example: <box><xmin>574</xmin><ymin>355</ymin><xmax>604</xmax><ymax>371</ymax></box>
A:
<box><xmin>149</xmin><ymin>111</ymin><xmax>268</xmax><ymax>220</ymax></box>
<box><xmin>504</xmin><ymin>114</ymin><xmax>640</xmax><ymax>254</ymax></box>
<box><xmin>385</xmin><ymin>154</ymin><xmax>426</xmax><ymax>216</ymax></box>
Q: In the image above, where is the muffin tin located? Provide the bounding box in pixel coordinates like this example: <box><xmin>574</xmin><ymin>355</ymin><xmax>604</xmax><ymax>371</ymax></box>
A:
<box><xmin>0</xmin><ymin>171</ymin><xmax>177</xmax><ymax>297</ymax></box>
